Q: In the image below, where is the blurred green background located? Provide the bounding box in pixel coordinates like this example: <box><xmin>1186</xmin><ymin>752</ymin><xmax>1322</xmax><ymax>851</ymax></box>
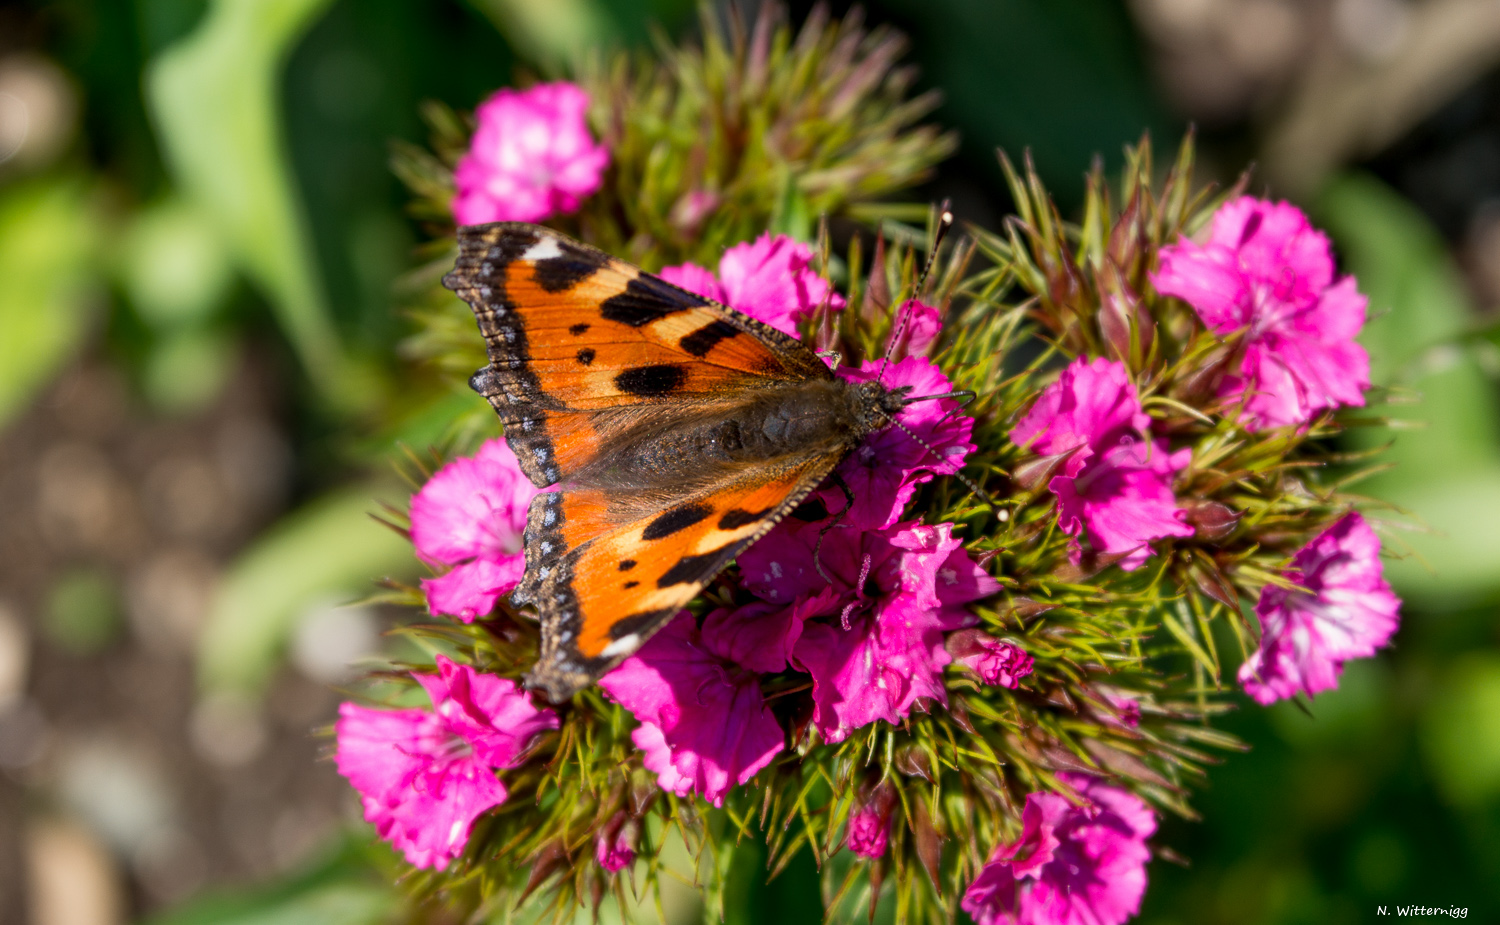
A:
<box><xmin>2</xmin><ymin>0</ymin><xmax>1499</xmax><ymax>923</ymax></box>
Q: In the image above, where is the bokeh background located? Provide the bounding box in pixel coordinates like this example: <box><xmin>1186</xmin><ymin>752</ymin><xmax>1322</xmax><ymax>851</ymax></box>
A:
<box><xmin>2</xmin><ymin>0</ymin><xmax>1499</xmax><ymax>923</ymax></box>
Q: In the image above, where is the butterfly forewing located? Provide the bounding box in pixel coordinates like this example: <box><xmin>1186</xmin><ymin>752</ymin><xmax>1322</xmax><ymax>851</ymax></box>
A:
<box><xmin>445</xmin><ymin>223</ymin><xmax>827</xmax><ymax>485</ymax></box>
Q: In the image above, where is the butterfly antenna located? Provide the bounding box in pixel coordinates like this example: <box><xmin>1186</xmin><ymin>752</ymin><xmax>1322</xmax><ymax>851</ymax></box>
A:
<box><xmin>877</xmin><ymin>408</ymin><xmax>998</xmax><ymax>512</ymax></box>
<box><xmin>876</xmin><ymin>203</ymin><xmax>954</xmax><ymax>385</ymax></box>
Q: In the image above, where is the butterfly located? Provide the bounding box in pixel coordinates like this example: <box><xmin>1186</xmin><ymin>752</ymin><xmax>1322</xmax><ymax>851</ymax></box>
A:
<box><xmin>443</xmin><ymin>222</ymin><xmax>955</xmax><ymax>702</ymax></box>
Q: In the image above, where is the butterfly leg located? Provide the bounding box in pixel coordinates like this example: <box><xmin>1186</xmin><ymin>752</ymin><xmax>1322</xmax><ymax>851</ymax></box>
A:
<box><xmin>812</xmin><ymin>473</ymin><xmax>855</xmax><ymax>585</ymax></box>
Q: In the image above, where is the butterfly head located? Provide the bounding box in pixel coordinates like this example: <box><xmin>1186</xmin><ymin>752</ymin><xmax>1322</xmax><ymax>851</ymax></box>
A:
<box><xmin>849</xmin><ymin>380</ymin><xmax>913</xmax><ymax>432</ymax></box>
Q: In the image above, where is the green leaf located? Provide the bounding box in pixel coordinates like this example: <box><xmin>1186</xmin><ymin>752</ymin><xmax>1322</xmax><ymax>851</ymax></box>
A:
<box><xmin>0</xmin><ymin>177</ymin><xmax>99</xmax><ymax>430</ymax></box>
<box><xmin>145</xmin><ymin>0</ymin><xmax>365</xmax><ymax>409</ymax></box>
<box><xmin>197</xmin><ymin>487</ymin><xmax>417</xmax><ymax>696</ymax></box>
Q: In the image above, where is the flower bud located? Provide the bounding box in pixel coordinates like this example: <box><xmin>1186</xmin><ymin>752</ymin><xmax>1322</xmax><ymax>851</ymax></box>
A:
<box><xmin>847</xmin><ymin>781</ymin><xmax>896</xmax><ymax>858</ymax></box>
<box><xmin>946</xmin><ymin>630</ymin><xmax>1033</xmax><ymax>688</ymax></box>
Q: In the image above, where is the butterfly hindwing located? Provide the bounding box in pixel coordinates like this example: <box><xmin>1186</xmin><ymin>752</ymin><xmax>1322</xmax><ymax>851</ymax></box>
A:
<box><xmin>520</xmin><ymin>453</ymin><xmax>840</xmax><ymax>701</ymax></box>
<box><xmin>444</xmin><ymin>223</ymin><xmax>829</xmax><ymax>485</ymax></box>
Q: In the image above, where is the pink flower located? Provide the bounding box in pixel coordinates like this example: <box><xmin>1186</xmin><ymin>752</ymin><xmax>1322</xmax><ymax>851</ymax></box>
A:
<box><xmin>1239</xmin><ymin>512</ymin><xmax>1400</xmax><ymax>705</ymax></box>
<box><xmin>1096</xmin><ymin>688</ymin><xmax>1142</xmax><ymax>729</ymax></box>
<box><xmin>1152</xmin><ymin>196</ymin><xmax>1371</xmax><ymax>431</ymax></box>
<box><xmin>819</xmin><ymin>356</ymin><xmax>975</xmax><ymax>530</ymax></box>
<box><xmin>452</xmin><ymin>82</ymin><xmax>609</xmax><ymax>225</ymax></box>
<box><xmin>599</xmin><ymin>613</ymin><xmax>784</xmax><ymax>807</ymax></box>
<box><xmin>334</xmin><ymin>656</ymin><xmax>558</xmax><ymax>870</ymax></box>
<box><xmin>410</xmin><ymin>439</ymin><xmax>539</xmax><ymax>622</ymax></box>
<box><xmin>889</xmin><ymin>299</ymin><xmax>942</xmax><ymax>359</ymax></box>
<box><xmin>948</xmin><ymin>630</ymin><xmax>1033</xmax><ymax>689</ymax></box>
<box><xmin>846</xmin><ymin>785</ymin><xmax>896</xmax><ymax>858</ymax></box>
<box><xmin>659</xmin><ymin>232</ymin><xmax>844</xmax><ymax>337</ymax></box>
<box><xmin>739</xmin><ymin>519</ymin><xmax>998</xmax><ymax>742</ymax></box>
<box><xmin>1010</xmin><ymin>357</ymin><xmax>1192</xmax><ymax>570</ymax></box>
<box><xmin>961</xmin><ymin>773</ymin><xmax>1156</xmax><ymax>925</ymax></box>
<box><xmin>595</xmin><ymin>814</ymin><xmax>636</xmax><ymax>872</ymax></box>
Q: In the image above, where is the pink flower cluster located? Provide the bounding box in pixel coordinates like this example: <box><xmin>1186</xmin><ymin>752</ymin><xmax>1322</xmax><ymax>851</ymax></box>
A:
<box><xmin>1153</xmin><ymin>196</ymin><xmax>1371</xmax><ymax>431</ymax></box>
<box><xmin>1240</xmin><ymin>512</ymin><xmax>1400</xmax><ymax>704</ymax></box>
<box><xmin>1010</xmin><ymin>356</ymin><xmax>1192</xmax><ymax>570</ymax></box>
<box><xmin>334</xmin><ymin>657</ymin><xmax>557</xmax><ymax>869</ymax></box>
<box><xmin>453</xmin><ymin>82</ymin><xmax>609</xmax><ymax>226</ymax></box>
<box><xmin>962</xmin><ymin>774</ymin><xmax>1156</xmax><ymax>925</ymax></box>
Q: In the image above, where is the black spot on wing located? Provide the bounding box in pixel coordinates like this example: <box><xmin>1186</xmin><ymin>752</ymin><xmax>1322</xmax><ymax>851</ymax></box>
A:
<box><xmin>623</xmin><ymin>580</ymin><xmax>639</xmax><ymax>589</ymax></box>
<box><xmin>718</xmin><ymin>507</ymin><xmax>772</xmax><ymax>530</ymax></box>
<box><xmin>642</xmin><ymin>503</ymin><xmax>713</xmax><ymax>540</ymax></box>
<box><xmin>618</xmin><ymin>560</ymin><xmax>636</xmax><ymax>571</ymax></box>
<box><xmin>656</xmin><ymin>551</ymin><xmax>723</xmax><ymax>589</ymax></box>
<box><xmin>533</xmin><ymin>251</ymin><xmax>603</xmax><ymax>292</ymax></box>
<box><xmin>679</xmin><ymin>320</ymin><xmax>740</xmax><ymax>357</ymax></box>
<box><xmin>576</xmin><ymin>348</ymin><xmax>595</xmax><ymax>366</ymax></box>
<box><xmin>569</xmin><ymin>323</ymin><xmax>590</xmax><ymax>336</ymax></box>
<box><xmin>600</xmin><ymin>275</ymin><xmax>709</xmax><ymax>327</ymax></box>
<box><xmin>615</xmin><ymin>364</ymin><xmax>685</xmax><ymax>396</ymax></box>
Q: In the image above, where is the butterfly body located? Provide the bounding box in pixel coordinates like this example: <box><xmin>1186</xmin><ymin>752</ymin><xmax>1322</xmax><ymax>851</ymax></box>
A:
<box><xmin>444</xmin><ymin>223</ymin><xmax>906</xmax><ymax>702</ymax></box>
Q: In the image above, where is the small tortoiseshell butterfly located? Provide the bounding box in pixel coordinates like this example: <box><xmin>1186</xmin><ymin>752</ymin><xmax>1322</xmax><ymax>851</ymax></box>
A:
<box><xmin>443</xmin><ymin>223</ymin><xmax>948</xmax><ymax>702</ymax></box>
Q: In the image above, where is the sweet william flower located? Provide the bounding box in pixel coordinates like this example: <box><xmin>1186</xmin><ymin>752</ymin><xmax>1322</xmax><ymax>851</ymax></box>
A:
<box><xmin>334</xmin><ymin>656</ymin><xmax>558</xmax><ymax>870</ymax></box>
<box><xmin>1010</xmin><ymin>357</ymin><xmax>1192</xmax><ymax>570</ymax></box>
<box><xmin>889</xmin><ymin>298</ymin><xmax>942</xmax><ymax>360</ymax></box>
<box><xmin>599</xmin><ymin>612</ymin><xmax>784</xmax><ymax>807</ymax></box>
<box><xmin>1152</xmin><ymin>196</ymin><xmax>1371</xmax><ymax>431</ymax></box>
<box><xmin>738</xmin><ymin>519</ymin><xmax>998</xmax><ymax>742</ymax></box>
<box><xmin>846</xmin><ymin>783</ymin><xmax>896</xmax><ymax>858</ymax></box>
<box><xmin>1239</xmin><ymin>512</ymin><xmax>1400</xmax><ymax>704</ymax></box>
<box><xmin>948</xmin><ymin>630</ymin><xmax>1033</xmax><ymax>689</ymax></box>
<box><xmin>961</xmin><ymin>773</ymin><xmax>1156</xmax><ymax>925</ymax></box>
<box><xmin>452</xmin><ymin>82</ymin><xmax>609</xmax><ymax>225</ymax></box>
<box><xmin>411</xmin><ymin>439</ymin><xmax>539</xmax><ymax>622</ymax></box>
<box><xmin>823</xmin><ymin>356</ymin><xmax>975</xmax><ymax>530</ymax></box>
<box><xmin>659</xmin><ymin>232</ymin><xmax>845</xmax><ymax>337</ymax></box>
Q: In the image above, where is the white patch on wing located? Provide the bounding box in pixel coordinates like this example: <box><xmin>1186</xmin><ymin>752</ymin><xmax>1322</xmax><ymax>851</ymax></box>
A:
<box><xmin>600</xmin><ymin>634</ymin><xmax>641</xmax><ymax>659</ymax></box>
<box><xmin>523</xmin><ymin>237</ymin><xmax>564</xmax><ymax>261</ymax></box>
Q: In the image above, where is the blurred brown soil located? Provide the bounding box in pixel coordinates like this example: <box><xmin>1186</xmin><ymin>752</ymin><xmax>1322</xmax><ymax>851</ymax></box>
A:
<box><xmin>0</xmin><ymin>351</ymin><xmax>357</xmax><ymax>923</ymax></box>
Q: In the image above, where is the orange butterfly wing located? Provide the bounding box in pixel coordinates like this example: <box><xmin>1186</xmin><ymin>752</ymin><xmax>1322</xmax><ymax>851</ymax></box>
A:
<box><xmin>443</xmin><ymin>224</ymin><xmax>844</xmax><ymax>701</ymax></box>
<box><xmin>518</xmin><ymin>456</ymin><xmax>838</xmax><ymax>700</ymax></box>
<box><xmin>444</xmin><ymin>223</ymin><xmax>828</xmax><ymax>486</ymax></box>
